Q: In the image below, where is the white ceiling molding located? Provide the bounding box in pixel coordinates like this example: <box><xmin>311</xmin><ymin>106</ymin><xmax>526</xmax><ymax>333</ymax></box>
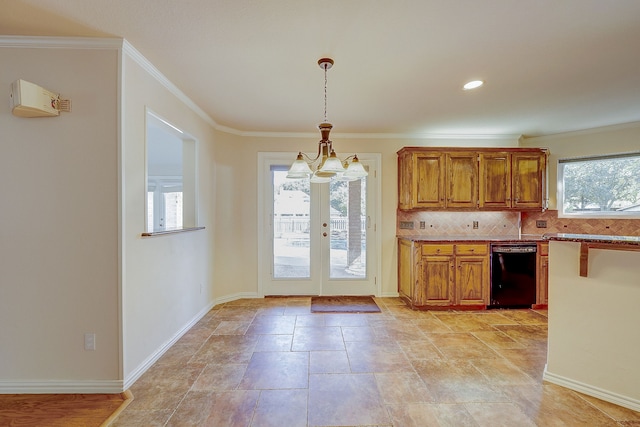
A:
<box><xmin>522</xmin><ymin>120</ymin><xmax>640</xmax><ymax>143</ymax></box>
<box><xmin>0</xmin><ymin>35</ymin><xmax>122</xmax><ymax>49</ymax></box>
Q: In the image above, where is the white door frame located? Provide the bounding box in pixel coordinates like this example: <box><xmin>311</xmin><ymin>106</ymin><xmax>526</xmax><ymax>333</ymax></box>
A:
<box><xmin>257</xmin><ymin>152</ymin><xmax>382</xmax><ymax>297</ymax></box>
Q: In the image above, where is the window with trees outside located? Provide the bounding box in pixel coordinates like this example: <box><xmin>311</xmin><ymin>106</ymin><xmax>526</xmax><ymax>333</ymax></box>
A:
<box><xmin>558</xmin><ymin>152</ymin><xmax>640</xmax><ymax>218</ymax></box>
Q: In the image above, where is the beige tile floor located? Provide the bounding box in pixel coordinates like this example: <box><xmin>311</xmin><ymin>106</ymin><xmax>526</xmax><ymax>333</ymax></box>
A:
<box><xmin>113</xmin><ymin>297</ymin><xmax>640</xmax><ymax>426</ymax></box>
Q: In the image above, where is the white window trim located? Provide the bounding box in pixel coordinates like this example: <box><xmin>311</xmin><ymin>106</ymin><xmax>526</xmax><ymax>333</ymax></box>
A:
<box><xmin>557</xmin><ymin>152</ymin><xmax>640</xmax><ymax>219</ymax></box>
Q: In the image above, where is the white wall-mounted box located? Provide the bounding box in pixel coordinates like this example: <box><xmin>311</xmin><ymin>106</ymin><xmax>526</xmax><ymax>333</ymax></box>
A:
<box><xmin>10</xmin><ymin>79</ymin><xmax>60</xmax><ymax>117</ymax></box>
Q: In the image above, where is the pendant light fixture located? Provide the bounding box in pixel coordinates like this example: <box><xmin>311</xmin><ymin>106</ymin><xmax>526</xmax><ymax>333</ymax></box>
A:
<box><xmin>286</xmin><ymin>58</ymin><xmax>368</xmax><ymax>183</ymax></box>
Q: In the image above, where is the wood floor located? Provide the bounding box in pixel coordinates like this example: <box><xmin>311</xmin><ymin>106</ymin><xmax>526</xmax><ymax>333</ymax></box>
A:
<box><xmin>0</xmin><ymin>391</ymin><xmax>132</xmax><ymax>427</ymax></box>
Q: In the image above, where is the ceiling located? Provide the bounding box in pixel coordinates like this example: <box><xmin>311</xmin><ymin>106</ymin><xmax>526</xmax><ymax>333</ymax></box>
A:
<box><xmin>2</xmin><ymin>0</ymin><xmax>640</xmax><ymax>138</ymax></box>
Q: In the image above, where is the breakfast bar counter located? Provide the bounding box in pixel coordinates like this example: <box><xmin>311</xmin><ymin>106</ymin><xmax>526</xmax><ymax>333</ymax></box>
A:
<box><xmin>543</xmin><ymin>234</ymin><xmax>640</xmax><ymax>412</ymax></box>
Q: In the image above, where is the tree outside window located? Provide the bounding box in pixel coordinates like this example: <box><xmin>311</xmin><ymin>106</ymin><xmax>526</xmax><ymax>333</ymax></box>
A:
<box><xmin>560</xmin><ymin>153</ymin><xmax>640</xmax><ymax>216</ymax></box>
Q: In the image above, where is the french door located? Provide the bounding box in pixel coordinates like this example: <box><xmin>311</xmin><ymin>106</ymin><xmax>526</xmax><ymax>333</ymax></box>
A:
<box><xmin>258</xmin><ymin>153</ymin><xmax>379</xmax><ymax>296</ymax></box>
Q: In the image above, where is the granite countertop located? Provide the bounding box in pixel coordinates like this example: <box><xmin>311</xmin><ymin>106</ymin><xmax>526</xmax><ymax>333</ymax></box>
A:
<box><xmin>397</xmin><ymin>234</ymin><xmax>545</xmax><ymax>242</ymax></box>
<box><xmin>543</xmin><ymin>233</ymin><xmax>640</xmax><ymax>246</ymax></box>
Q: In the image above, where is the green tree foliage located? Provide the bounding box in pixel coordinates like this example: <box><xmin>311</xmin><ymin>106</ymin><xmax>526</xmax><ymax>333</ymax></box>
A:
<box><xmin>563</xmin><ymin>156</ymin><xmax>640</xmax><ymax>212</ymax></box>
<box><xmin>280</xmin><ymin>179</ymin><xmax>310</xmax><ymax>195</ymax></box>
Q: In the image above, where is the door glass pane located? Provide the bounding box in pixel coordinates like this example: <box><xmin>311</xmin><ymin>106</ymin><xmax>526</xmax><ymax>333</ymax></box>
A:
<box><xmin>329</xmin><ymin>178</ymin><xmax>366</xmax><ymax>279</ymax></box>
<box><xmin>272</xmin><ymin>168</ymin><xmax>310</xmax><ymax>278</ymax></box>
<box><xmin>163</xmin><ymin>191</ymin><xmax>183</xmax><ymax>230</ymax></box>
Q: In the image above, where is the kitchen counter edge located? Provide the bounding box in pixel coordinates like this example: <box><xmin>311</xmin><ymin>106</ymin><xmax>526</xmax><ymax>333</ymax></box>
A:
<box><xmin>397</xmin><ymin>235</ymin><xmax>545</xmax><ymax>242</ymax></box>
<box><xmin>542</xmin><ymin>233</ymin><xmax>640</xmax><ymax>246</ymax></box>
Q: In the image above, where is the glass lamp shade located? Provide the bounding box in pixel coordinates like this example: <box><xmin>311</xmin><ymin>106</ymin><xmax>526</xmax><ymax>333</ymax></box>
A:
<box><xmin>310</xmin><ymin>171</ymin><xmax>332</xmax><ymax>183</ymax></box>
<box><xmin>286</xmin><ymin>153</ymin><xmax>312</xmax><ymax>178</ymax></box>
<box><xmin>343</xmin><ymin>155</ymin><xmax>368</xmax><ymax>178</ymax></box>
<box><xmin>319</xmin><ymin>150</ymin><xmax>346</xmax><ymax>173</ymax></box>
<box><xmin>337</xmin><ymin>172</ymin><xmax>358</xmax><ymax>182</ymax></box>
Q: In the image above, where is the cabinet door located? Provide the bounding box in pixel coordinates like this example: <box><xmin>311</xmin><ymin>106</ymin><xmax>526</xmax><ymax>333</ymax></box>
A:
<box><xmin>512</xmin><ymin>152</ymin><xmax>545</xmax><ymax>209</ymax></box>
<box><xmin>413</xmin><ymin>153</ymin><xmax>446</xmax><ymax>208</ymax></box>
<box><xmin>479</xmin><ymin>152</ymin><xmax>511</xmax><ymax>209</ymax></box>
<box><xmin>537</xmin><ymin>242</ymin><xmax>549</xmax><ymax>306</ymax></box>
<box><xmin>397</xmin><ymin>239</ymin><xmax>415</xmax><ymax>301</ymax></box>
<box><xmin>446</xmin><ymin>153</ymin><xmax>478</xmax><ymax>208</ymax></box>
<box><xmin>397</xmin><ymin>151</ymin><xmax>412</xmax><ymax>210</ymax></box>
<box><xmin>455</xmin><ymin>256</ymin><xmax>489</xmax><ymax>305</ymax></box>
<box><xmin>419</xmin><ymin>255</ymin><xmax>454</xmax><ymax>306</ymax></box>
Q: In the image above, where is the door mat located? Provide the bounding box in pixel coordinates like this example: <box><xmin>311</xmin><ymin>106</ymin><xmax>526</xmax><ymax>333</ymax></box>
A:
<box><xmin>310</xmin><ymin>296</ymin><xmax>381</xmax><ymax>313</ymax></box>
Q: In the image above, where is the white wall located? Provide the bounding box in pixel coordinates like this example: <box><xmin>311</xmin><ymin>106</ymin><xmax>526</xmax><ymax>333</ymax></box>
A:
<box><xmin>0</xmin><ymin>41</ymin><xmax>120</xmax><ymax>391</ymax></box>
<box><xmin>0</xmin><ymin>38</ymin><xmax>219</xmax><ymax>393</ymax></box>
<box><xmin>121</xmin><ymin>49</ymin><xmax>216</xmax><ymax>384</ymax></box>
<box><xmin>545</xmin><ymin>241</ymin><xmax>640</xmax><ymax>411</ymax></box>
<box><xmin>520</xmin><ymin>122</ymin><xmax>640</xmax><ymax>209</ymax></box>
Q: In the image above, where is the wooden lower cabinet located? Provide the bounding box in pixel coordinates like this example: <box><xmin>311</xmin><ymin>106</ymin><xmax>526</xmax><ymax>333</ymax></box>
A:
<box><xmin>398</xmin><ymin>239</ymin><xmax>489</xmax><ymax>309</ymax></box>
<box><xmin>534</xmin><ymin>242</ymin><xmax>549</xmax><ymax>309</ymax></box>
<box><xmin>420</xmin><ymin>254</ymin><xmax>454</xmax><ymax>306</ymax></box>
<box><xmin>456</xmin><ymin>255</ymin><xmax>489</xmax><ymax>306</ymax></box>
<box><xmin>398</xmin><ymin>238</ymin><xmax>418</xmax><ymax>304</ymax></box>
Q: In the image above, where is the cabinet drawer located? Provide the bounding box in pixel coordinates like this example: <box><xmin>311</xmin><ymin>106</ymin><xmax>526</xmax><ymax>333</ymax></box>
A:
<box><xmin>421</xmin><ymin>244</ymin><xmax>454</xmax><ymax>256</ymax></box>
<box><xmin>455</xmin><ymin>244</ymin><xmax>488</xmax><ymax>256</ymax></box>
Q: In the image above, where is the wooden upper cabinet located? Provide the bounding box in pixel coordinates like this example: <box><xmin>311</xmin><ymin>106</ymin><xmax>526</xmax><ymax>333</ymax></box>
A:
<box><xmin>512</xmin><ymin>152</ymin><xmax>546</xmax><ymax>209</ymax></box>
<box><xmin>446</xmin><ymin>153</ymin><xmax>478</xmax><ymax>208</ymax></box>
<box><xmin>479</xmin><ymin>152</ymin><xmax>511</xmax><ymax>209</ymax></box>
<box><xmin>398</xmin><ymin>151</ymin><xmax>445</xmax><ymax>210</ymax></box>
<box><xmin>414</xmin><ymin>153</ymin><xmax>446</xmax><ymax>208</ymax></box>
<box><xmin>398</xmin><ymin>147</ymin><xmax>548</xmax><ymax>211</ymax></box>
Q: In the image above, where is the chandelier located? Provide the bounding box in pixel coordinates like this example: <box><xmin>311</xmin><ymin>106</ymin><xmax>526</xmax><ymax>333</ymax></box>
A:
<box><xmin>286</xmin><ymin>58</ymin><xmax>368</xmax><ymax>183</ymax></box>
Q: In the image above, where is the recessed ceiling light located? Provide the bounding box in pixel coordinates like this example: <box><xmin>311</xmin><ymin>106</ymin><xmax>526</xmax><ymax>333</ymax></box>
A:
<box><xmin>463</xmin><ymin>80</ymin><xmax>484</xmax><ymax>90</ymax></box>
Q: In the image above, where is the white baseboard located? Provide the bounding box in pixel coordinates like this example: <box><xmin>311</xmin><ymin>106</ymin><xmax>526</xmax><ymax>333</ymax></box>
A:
<box><xmin>213</xmin><ymin>292</ymin><xmax>259</xmax><ymax>305</ymax></box>
<box><xmin>543</xmin><ymin>366</ymin><xmax>640</xmax><ymax>412</ymax></box>
<box><xmin>379</xmin><ymin>292</ymin><xmax>400</xmax><ymax>298</ymax></box>
<box><xmin>122</xmin><ymin>293</ymin><xmax>257</xmax><ymax>390</ymax></box>
<box><xmin>0</xmin><ymin>380</ymin><xmax>124</xmax><ymax>394</ymax></box>
<box><xmin>123</xmin><ymin>300</ymin><xmax>217</xmax><ymax>390</ymax></box>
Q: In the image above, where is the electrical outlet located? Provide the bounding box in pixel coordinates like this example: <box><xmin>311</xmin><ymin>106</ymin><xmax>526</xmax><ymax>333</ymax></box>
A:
<box><xmin>536</xmin><ymin>220</ymin><xmax>547</xmax><ymax>228</ymax></box>
<box><xmin>399</xmin><ymin>221</ymin><xmax>414</xmax><ymax>230</ymax></box>
<box><xmin>472</xmin><ymin>221</ymin><xmax>479</xmax><ymax>229</ymax></box>
<box><xmin>84</xmin><ymin>333</ymin><xmax>96</xmax><ymax>351</ymax></box>
<box><xmin>419</xmin><ymin>221</ymin><xmax>425</xmax><ymax>229</ymax></box>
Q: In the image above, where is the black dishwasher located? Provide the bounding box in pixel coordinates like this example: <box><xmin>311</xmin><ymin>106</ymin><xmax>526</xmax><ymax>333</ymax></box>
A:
<box><xmin>489</xmin><ymin>243</ymin><xmax>537</xmax><ymax>308</ymax></box>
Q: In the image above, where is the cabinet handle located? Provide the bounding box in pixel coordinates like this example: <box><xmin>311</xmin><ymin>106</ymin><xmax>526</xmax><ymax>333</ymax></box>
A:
<box><xmin>470</xmin><ymin>249</ymin><xmax>475</xmax><ymax>252</ymax></box>
<box><xmin>322</xmin><ymin>232</ymin><xmax>327</xmax><ymax>237</ymax></box>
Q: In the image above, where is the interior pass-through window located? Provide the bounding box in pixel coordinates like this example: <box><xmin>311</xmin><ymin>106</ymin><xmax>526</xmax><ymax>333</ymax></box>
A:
<box><xmin>145</xmin><ymin>109</ymin><xmax>198</xmax><ymax>233</ymax></box>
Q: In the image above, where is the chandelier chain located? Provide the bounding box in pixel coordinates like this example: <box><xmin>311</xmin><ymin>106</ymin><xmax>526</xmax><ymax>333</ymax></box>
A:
<box><xmin>324</xmin><ymin>65</ymin><xmax>328</xmax><ymax>123</ymax></box>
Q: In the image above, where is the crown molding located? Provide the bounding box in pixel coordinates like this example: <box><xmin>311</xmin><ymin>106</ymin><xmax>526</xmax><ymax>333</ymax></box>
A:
<box><xmin>2</xmin><ymin>35</ymin><xmax>595</xmax><ymax>142</ymax></box>
<box><xmin>0</xmin><ymin>35</ymin><xmax>122</xmax><ymax>49</ymax></box>
<box><xmin>231</xmin><ymin>130</ymin><xmax>523</xmax><ymax>141</ymax></box>
<box><xmin>523</xmin><ymin>120</ymin><xmax>640</xmax><ymax>142</ymax></box>
<box><xmin>121</xmin><ymin>39</ymin><xmax>218</xmax><ymax>129</ymax></box>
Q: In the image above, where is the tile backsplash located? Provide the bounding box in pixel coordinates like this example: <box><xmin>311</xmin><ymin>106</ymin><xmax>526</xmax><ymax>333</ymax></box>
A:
<box><xmin>397</xmin><ymin>210</ymin><xmax>640</xmax><ymax>237</ymax></box>
<box><xmin>396</xmin><ymin>211</ymin><xmax>520</xmax><ymax>237</ymax></box>
<box><xmin>521</xmin><ymin>210</ymin><xmax>640</xmax><ymax>236</ymax></box>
